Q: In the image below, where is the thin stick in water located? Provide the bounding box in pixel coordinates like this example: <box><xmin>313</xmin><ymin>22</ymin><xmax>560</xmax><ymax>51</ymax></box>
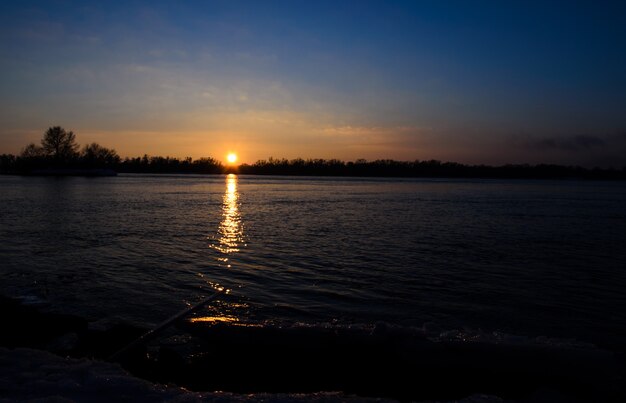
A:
<box><xmin>109</xmin><ymin>289</ymin><xmax>224</xmax><ymax>361</ymax></box>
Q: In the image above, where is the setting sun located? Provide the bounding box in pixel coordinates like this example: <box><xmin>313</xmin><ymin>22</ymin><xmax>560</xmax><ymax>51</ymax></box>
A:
<box><xmin>227</xmin><ymin>153</ymin><xmax>238</xmax><ymax>164</ymax></box>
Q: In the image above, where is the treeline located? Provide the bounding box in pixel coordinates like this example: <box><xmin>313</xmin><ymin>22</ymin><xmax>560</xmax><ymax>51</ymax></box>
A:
<box><xmin>0</xmin><ymin>126</ymin><xmax>225</xmax><ymax>175</ymax></box>
<box><xmin>116</xmin><ymin>156</ymin><xmax>223</xmax><ymax>174</ymax></box>
<box><xmin>3</xmin><ymin>152</ymin><xmax>626</xmax><ymax>179</ymax></box>
<box><xmin>2</xmin><ymin>126</ymin><xmax>625</xmax><ymax>179</ymax></box>
<box><xmin>238</xmin><ymin>158</ymin><xmax>626</xmax><ymax>180</ymax></box>
<box><xmin>2</xmin><ymin>126</ymin><xmax>121</xmax><ymax>174</ymax></box>
<box><xmin>0</xmin><ymin>151</ymin><xmax>224</xmax><ymax>175</ymax></box>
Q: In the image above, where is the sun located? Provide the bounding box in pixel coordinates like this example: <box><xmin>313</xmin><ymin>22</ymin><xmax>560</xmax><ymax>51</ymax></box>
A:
<box><xmin>226</xmin><ymin>153</ymin><xmax>238</xmax><ymax>164</ymax></box>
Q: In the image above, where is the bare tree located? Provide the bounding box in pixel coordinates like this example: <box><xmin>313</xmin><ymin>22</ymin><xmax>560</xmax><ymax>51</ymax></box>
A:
<box><xmin>41</xmin><ymin>126</ymin><xmax>79</xmax><ymax>163</ymax></box>
<box><xmin>20</xmin><ymin>143</ymin><xmax>44</xmax><ymax>159</ymax></box>
<box><xmin>81</xmin><ymin>143</ymin><xmax>120</xmax><ymax>167</ymax></box>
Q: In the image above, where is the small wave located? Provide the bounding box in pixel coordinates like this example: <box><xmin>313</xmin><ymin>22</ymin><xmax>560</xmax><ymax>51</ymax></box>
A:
<box><xmin>419</xmin><ymin>323</ymin><xmax>599</xmax><ymax>349</ymax></box>
<box><xmin>219</xmin><ymin>320</ymin><xmax>603</xmax><ymax>351</ymax></box>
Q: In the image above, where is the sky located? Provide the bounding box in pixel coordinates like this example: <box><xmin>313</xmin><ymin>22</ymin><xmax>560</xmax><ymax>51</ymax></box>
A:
<box><xmin>1</xmin><ymin>0</ymin><xmax>626</xmax><ymax>167</ymax></box>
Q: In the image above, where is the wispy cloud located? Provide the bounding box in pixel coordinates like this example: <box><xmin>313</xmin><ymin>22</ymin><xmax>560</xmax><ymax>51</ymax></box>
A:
<box><xmin>321</xmin><ymin>125</ymin><xmax>429</xmax><ymax>143</ymax></box>
<box><xmin>527</xmin><ymin>134</ymin><xmax>607</xmax><ymax>151</ymax></box>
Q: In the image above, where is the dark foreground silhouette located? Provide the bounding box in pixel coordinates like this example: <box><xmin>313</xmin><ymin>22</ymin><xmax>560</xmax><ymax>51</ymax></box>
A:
<box><xmin>2</xmin><ymin>295</ymin><xmax>624</xmax><ymax>402</ymax></box>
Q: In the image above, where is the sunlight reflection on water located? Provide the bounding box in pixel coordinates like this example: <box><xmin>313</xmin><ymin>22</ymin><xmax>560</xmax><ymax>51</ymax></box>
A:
<box><xmin>211</xmin><ymin>174</ymin><xmax>245</xmax><ymax>260</ymax></box>
<box><xmin>200</xmin><ymin>174</ymin><xmax>246</xmax><ymax>323</ymax></box>
<box><xmin>189</xmin><ymin>315</ymin><xmax>238</xmax><ymax>324</ymax></box>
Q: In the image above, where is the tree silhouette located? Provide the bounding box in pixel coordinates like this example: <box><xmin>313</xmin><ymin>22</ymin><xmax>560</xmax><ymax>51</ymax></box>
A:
<box><xmin>41</xmin><ymin>126</ymin><xmax>79</xmax><ymax>164</ymax></box>
<box><xmin>1</xmin><ymin>125</ymin><xmax>625</xmax><ymax>178</ymax></box>
<box><xmin>16</xmin><ymin>143</ymin><xmax>46</xmax><ymax>170</ymax></box>
<box><xmin>81</xmin><ymin>143</ymin><xmax>120</xmax><ymax>168</ymax></box>
<box><xmin>20</xmin><ymin>143</ymin><xmax>44</xmax><ymax>159</ymax></box>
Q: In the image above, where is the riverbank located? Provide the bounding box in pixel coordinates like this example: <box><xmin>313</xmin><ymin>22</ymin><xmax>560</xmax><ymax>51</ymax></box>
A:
<box><xmin>0</xmin><ymin>295</ymin><xmax>392</xmax><ymax>402</ymax></box>
<box><xmin>1</xmin><ymin>295</ymin><xmax>624</xmax><ymax>402</ymax></box>
<box><xmin>2</xmin><ymin>347</ymin><xmax>397</xmax><ymax>402</ymax></box>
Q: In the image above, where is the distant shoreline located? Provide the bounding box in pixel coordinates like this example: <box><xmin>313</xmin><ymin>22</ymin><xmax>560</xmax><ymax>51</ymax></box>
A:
<box><xmin>2</xmin><ymin>154</ymin><xmax>625</xmax><ymax>180</ymax></box>
<box><xmin>2</xmin><ymin>168</ymin><xmax>625</xmax><ymax>181</ymax></box>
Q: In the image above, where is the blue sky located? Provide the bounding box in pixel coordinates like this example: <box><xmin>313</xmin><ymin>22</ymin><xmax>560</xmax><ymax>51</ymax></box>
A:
<box><xmin>1</xmin><ymin>0</ymin><xmax>625</xmax><ymax>166</ymax></box>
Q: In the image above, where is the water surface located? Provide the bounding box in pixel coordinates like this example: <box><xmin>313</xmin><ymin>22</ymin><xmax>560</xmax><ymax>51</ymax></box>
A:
<box><xmin>1</xmin><ymin>174</ymin><xmax>625</xmax><ymax>351</ymax></box>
